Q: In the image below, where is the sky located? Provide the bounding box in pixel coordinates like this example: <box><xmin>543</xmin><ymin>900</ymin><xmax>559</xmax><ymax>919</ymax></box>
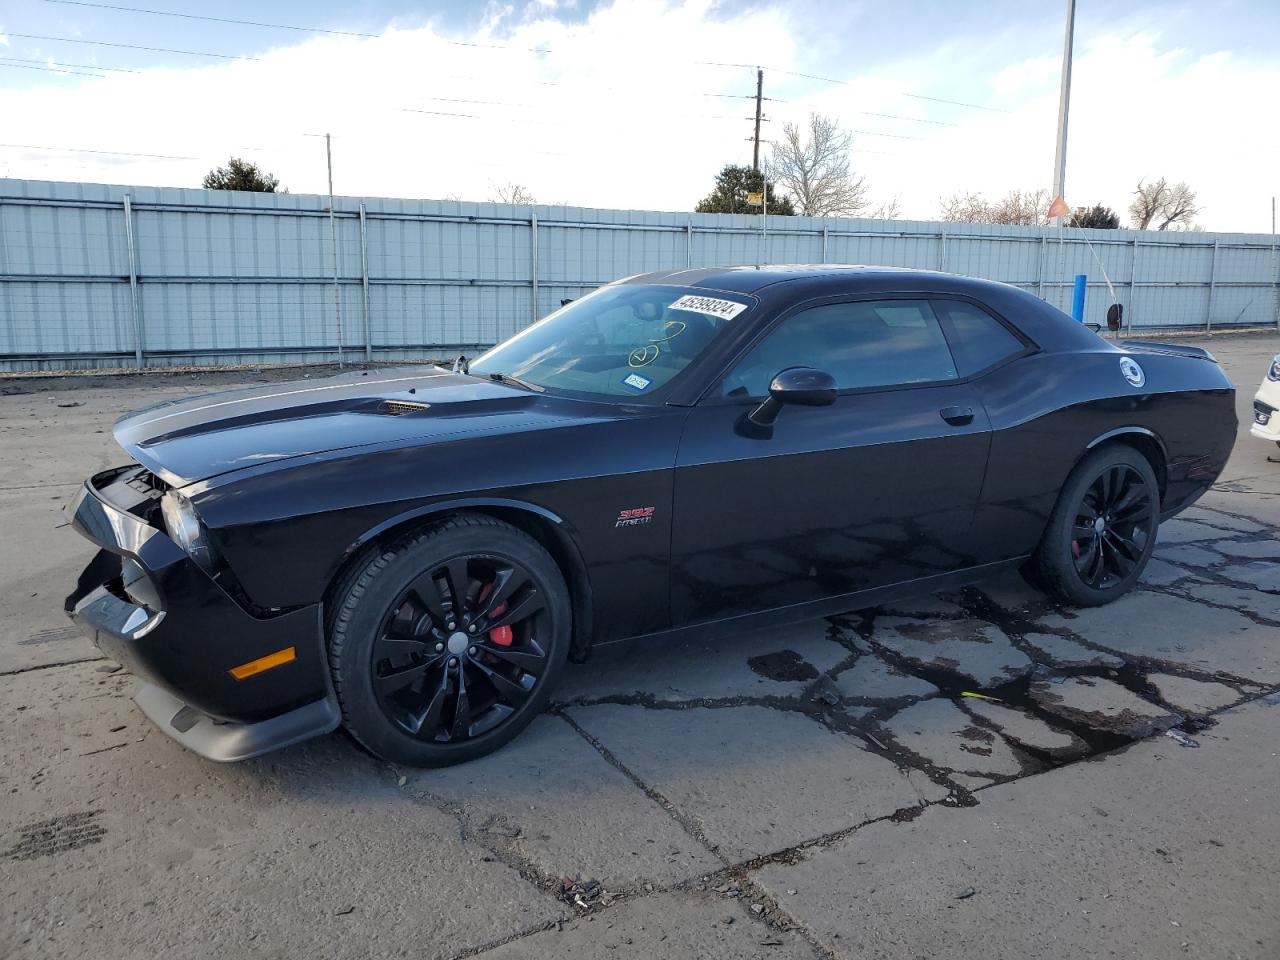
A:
<box><xmin>0</xmin><ymin>0</ymin><xmax>1277</xmax><ymax>232</ymax></box>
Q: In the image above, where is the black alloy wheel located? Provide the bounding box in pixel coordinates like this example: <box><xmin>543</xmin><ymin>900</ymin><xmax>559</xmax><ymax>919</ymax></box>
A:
<box><xmin>1027</xmin><ymin>443</ymin><xmax>1160</xmax><ymax>607</ymax></box>
<box><xmin>328</xmin><ymin>513</ymin><xmax>571</xmax><ymax>766</ymax></box>
<box><xmin>372</xmin><ymin>555</ymin><xmax>548</xmax><ymax>743</ymax></box>
<box><xmin>1069</xmin><ymin>463</ymin><xmax>1155</xmax><ymax>589</ymax></box>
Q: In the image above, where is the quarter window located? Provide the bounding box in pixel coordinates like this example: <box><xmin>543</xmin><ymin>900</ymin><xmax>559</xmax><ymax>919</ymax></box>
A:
<box><xmin>934</xmin><ymin>300</ymin><xmax>1026</xmax><ymax>377</ymax></box>
<box><xmin>721</xmin><ymin>299</ymin><xmax>957</xmax><ymax>397</ymax></box>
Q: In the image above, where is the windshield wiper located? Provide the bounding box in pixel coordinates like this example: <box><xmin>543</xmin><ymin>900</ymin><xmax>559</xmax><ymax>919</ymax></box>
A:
<box><xmin>485</xmin><ymin>371</ymin><xmax>544</xmax><ymax>393</ymax></box>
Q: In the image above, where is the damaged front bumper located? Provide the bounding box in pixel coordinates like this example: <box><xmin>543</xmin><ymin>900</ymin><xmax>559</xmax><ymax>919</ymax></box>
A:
<box><xmin>66</xmin><ymin>466</ymin><xmax>340</xmax><ymax>761</ymax></box>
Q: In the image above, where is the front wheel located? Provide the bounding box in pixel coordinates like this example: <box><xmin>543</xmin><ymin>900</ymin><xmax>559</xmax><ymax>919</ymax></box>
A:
<box><xmin>328</xmin><ymin>514</ymin><xmax>571</xmax><ymax>766</ymax></box>
<box><xmin>1029</xmin><ymin>444</ymin><xmax>1159</xmax><ymax>607</ymax></box>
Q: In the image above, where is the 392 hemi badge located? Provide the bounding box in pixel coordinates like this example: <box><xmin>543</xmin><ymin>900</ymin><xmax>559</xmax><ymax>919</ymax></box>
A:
<box><xmin>616</xmin><ymin>506</ymin><xmax>655</xmax><ymax>527</ymax></box>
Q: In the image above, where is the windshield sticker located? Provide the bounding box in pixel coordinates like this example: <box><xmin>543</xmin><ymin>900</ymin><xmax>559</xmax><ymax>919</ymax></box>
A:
<box><xmin>649</xmin><ymin>320</ymin><xmax>687</xmax><ymax>342</ymax></box>
<box><xmin>628</xmin><ymin>344</ymin><xmax>660</xmax><ymax>368</ymax></box>
<box><xmin>623</xmin><ymin>373</ymin><xmax>652</xmax><ymax>391</ymax></box>
<box><xmin>668</xmin><ymin>294</ymin><xmax>748</xmax><ymax>321</ymax></box>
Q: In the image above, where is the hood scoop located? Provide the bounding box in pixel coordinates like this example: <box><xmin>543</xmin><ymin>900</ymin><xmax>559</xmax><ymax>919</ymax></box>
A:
<box><xmin>379</xmin><ymin>400</ymin><xmax>431</xmax><ymax>416</ymax></box>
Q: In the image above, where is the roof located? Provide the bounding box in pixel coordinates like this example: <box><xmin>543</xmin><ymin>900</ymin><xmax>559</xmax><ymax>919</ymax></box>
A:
<box><xmin>622</xmin><ymin>264</ymin><xmax>1104</xmax><ymax>353</ymax></box>
<box><xmin>624</xmin><ymin>264</ymin><xmax>961</xmax><ymax>294</ymax></box>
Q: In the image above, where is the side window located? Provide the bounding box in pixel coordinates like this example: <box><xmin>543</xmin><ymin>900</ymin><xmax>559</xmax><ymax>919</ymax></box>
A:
<box><xmin>721</xmin><ymin>299</ymin><xmax>957</xmax><ymax>397</ymax></box>
<box><xmin>934</xmin><ymin>300</ymin><xmax>1026</xmax><ymax>377</ymax></box>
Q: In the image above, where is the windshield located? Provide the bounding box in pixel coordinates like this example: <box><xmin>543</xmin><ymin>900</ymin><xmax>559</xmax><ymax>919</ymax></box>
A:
<box><xmin>469</xmin><ymin>284</ymin><xmax>752</xmax><ymax>399</ymax></box>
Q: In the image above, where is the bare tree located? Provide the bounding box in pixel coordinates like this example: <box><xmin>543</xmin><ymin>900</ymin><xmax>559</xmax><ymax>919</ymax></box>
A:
<box><xmin>938</xmin><ymin>188</ymin><xmax>1049</xmax><ymax>226</ymax></box>
<box><xmin>767</xmin><ymin>114</ymin><xmax>869</xmax><ymax>217</ymax></box>
<box><xmin>1129</xmin><ymin>177</ymin><xmax>1165</xmax><ymax>229</ymax></box>
<box><xmin>1156</xmin><ymin>181</ymin><xmax>1199</xmax><ymax>230</ymax></box>
<box><xmin>1129</xmin><ymin>177</ymin><xmax>1200</xmax><ymax>230</ymax></box>
<box><xmin>989</xmin><ymin>188</ymin><xmax>1050</xmax><ymax>226</ymax></box>
<box><xmin>939</xmin><ymin>191</ymin><xmax>990</xmax><ymax>223</ymax></box>
<box><xmin>490</xmin><ymin>182</ymin><xmax>536</xmax><ymax>205</ymax></box>
<box><xmin>869</xmin><ymin>196</ymin><xmax>902</xmax><ymax>220</ymax></box>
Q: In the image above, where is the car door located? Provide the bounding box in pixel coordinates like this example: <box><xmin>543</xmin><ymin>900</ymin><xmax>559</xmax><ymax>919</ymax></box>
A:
<box><xmin>927</xmin><ymin>296</ymin><xmax>1047</xmax><ymax>565</ymax></box>
<box><xmin>670</xmin><ymin>296</ymin><xmax>992</xmax><ymax>627</ymax></box>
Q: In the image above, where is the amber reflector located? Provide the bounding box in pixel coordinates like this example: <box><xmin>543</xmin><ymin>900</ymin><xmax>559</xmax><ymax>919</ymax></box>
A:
<box><xmin>229</xmin><ymin>646</ymin><xmax>297</xmax><ymax>680</ymax></box>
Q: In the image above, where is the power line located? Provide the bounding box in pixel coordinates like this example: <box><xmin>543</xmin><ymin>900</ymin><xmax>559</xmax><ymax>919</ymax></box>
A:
<box><xmin>900</xmin><ymin>92</ymin><xmax>1008</xmax><ymax>113</ymax></box>
<box><xmin>44</xmin><ymin>0</ymin><xmax>380</xmax><ymax>38</ymax></box>
<box><xmin>0</xmin><ymin>62</ymin><xmax>110</xmax><ymax>78</ymax></box>
<box><xmin>0</xmin><ymin>142</ymin><xmax>198</xmax><ymax>160</ymax></box>
<box><xmin>0</xmin><ymin>56</ymin><xmax>140</xmax><ymax>73</ymax></box>
<box><xmin>849</xmin><ymin>129</ymin><xmax>921</xmax><ymax>141</ymax></box>
<box><xmin>400</xmin><ymin>105</ymin><xmax>751</xmax><ymax>125</ymax></box>
<box><xmin>419</xmin><ymin>96</ymin><xmax>535</xmax><ymax>108</ymax></box>
<box><xmin>39</xmin><ymin>0</ymin><xmax>553</xmax><ymax>53</ymax></box>
<box><xmin>721</xmin><ymin>63</ymin><xmax>1009</xmax><ymax>114</ymax></box>
<box><xmin>4</xmin><ymin>33</ymin><xmax>260</xmax><ymax>60</ymax></box>
<box><xmin>401</xmin><ymin>108</ymin><xmax>480</xmax><ymax>120</ymax></box>
<box><xmin>858</xmin><ymin>111</ymin><xmax>956</xmax><ymax>127</ymax></box>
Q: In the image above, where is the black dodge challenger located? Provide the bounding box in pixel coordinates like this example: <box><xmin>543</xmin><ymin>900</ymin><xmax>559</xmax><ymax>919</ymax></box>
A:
<box><xmin>65</xmin><ymin>266</ymin><xmax>1236</xmax><ymax>766</ymax></box>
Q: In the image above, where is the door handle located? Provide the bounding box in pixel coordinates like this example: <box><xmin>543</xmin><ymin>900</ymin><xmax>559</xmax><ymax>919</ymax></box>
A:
<box><xmin>939</xmin><ymin>405</ymin><xmax>974</xmax><ymax>426</ymax></box>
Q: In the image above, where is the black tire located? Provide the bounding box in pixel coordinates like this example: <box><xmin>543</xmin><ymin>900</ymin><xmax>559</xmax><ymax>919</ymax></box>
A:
<box><xmin>328</xmin><ymin>513</ymin><xmax>570</xmax><ymax>766</ymax></box>
<box><xmin>1028</xmin><ymin>444</ymin><xmax>1159</xmax><ymax>607</ymax></box>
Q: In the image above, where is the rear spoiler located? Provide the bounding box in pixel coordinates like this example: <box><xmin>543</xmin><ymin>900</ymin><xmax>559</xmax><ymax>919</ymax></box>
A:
<box><xmin>1118</xmin><ymin>340</ymin><xmax>1217</xmax><ymax>363</ymax></box>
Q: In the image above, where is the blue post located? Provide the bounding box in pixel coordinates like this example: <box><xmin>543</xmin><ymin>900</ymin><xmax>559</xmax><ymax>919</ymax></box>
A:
<box><xmin>1071</xmin><ymin>274</ymin><xmax>1087</xmax><ymax>322</ymax></box>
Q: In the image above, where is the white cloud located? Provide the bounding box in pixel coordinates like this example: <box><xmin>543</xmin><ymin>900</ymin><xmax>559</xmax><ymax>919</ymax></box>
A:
<box><xmin>0</xmin><ymin>2</ymin><xmax>1275</xmax><ymax>232</ymax></box>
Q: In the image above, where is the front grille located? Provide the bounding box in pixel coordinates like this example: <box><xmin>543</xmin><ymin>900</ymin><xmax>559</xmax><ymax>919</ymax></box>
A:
<box><xmin>380</xmin><ymin>400</ymin><xmax>430</xmax><ymax>416</ymax></box>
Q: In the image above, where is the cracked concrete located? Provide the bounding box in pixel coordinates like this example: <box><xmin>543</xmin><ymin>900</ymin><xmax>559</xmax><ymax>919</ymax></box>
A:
<box><xmin>1147</xmin><ymin>673</ymin><xmax>1243</xmax><ymax>715</ymax></box>
<box><xmin>1040</xmin><ymin>593</ymin><xmax>1280</xmax><ymax>683</ymax></box>
<box><xmin>1018</xmin><ymin>631</ymin><xmax>1125</xmax><ymax>668</ymax></box>
<box><xmin>476</xmin><ymin>891</ymin><xmax>815</xmax><ymax>959</ymax></box>
<box><xmin>831</xmin><ymin>653</ymin><xmax>939</xmax><ymax>702</ymax></box>
<box><xmin>565</xmin><ymin>703</ymin><xmax>944</xmax><ymax>861</ymax></box>
<box><xmin>400</xmin><ymin>715</ymin><xmax>719</xmax><ymax>890</ymax></box>
<box><xmin>554</xmin><ymin>621</ymin><xmax>848</xmax><ymax>704</ymax></box>
<box><xmin>872</xmin><ymin>616</ymin><xmax>1034</xmax><ymax>688</ymax></box>
<box><xmin>882</xmin><ymin>698</ymin><xmax>1029</xmax><ymax>779</ymax></box>
<box><xmin>959</xmin><ymin>697</ymin><xmax>1089</xmax><ymax>760</ymax></box>
<box><xmin>752</xmin><ymin>699</ymin><xmax>1280</xmax><ymax>960</ymax></box>
<box><xmin>1029</xmin><ymin>676</ymin><xmax>1181</xmax><ymax>738</ymax></box>
<box><xmin>4</xmin><ymin>333</ymin><xmax>1280</xmax><ymax>959</ymax></box>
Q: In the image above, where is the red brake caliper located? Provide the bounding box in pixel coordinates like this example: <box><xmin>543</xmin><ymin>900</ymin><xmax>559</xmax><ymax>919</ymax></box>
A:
<box><xmin>476</xmin><ymin>581</ymin><xmax>513</xmax><ymax>647</ymax></box>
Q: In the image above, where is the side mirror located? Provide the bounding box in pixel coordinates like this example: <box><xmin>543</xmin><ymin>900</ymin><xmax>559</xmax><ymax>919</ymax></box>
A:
<box><xmin>748</xmin><ymin>367</ymin><xmax>838</xmax><ymax>427</ymax></box>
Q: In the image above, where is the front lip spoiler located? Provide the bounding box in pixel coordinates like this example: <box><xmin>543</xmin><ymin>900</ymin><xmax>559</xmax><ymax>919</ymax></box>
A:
<box><xmin>134</xmin><ymin>682</ymin><xmax>341</xmax><ymax>762</ymax></box>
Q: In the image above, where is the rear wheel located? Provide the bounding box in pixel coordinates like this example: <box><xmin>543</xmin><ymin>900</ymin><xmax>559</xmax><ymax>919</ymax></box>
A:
<box><xmin>328</xmin><ymin>514</ymin><xmax>570</xmax><ymax>766</ymax></box>
<box><xmin>1029</xmin><ymin>444</ymin><xmax>1159</xmax><ymax>607</ymax></box>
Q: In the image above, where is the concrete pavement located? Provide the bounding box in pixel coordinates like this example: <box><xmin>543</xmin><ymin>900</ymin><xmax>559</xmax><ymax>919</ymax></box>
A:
<box><xmin>2</xmin><ymin>333</ymin><xmax>1279</xmax><ymax>959</ymax></box>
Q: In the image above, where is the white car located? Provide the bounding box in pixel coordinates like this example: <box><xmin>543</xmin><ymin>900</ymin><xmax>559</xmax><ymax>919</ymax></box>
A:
<box><xmin>1251</xmin><ymin>353</ymin><xmax>1280</xmax><ymax>450</ymax></box>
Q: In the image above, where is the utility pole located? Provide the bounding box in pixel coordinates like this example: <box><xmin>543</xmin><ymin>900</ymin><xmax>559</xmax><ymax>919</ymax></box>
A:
<box><xmin>1050</xmin><ymin>0</ymin><xmax>1076</xmax><ymax>227</ymax></box>
<box><xmin>752</xmin><ymin>67</ymin><xmax>763</xmax><ymax>172</ymax></box>
<box><xmin>325</xmin><ymin>132</ymin><xmax>344</xmax><ymax>368</ymax></box>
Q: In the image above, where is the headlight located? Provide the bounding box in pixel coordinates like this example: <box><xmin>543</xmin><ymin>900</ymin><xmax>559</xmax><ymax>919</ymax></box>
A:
<box><xmin>1268</xmin><ymin>355</ymin><xmax>1280</xmax><ymax>382</ymax></box>
<box><xmin>161</xmin><ymin>491</ymin><xmax>212</xmax><ymax>565</ymax></box>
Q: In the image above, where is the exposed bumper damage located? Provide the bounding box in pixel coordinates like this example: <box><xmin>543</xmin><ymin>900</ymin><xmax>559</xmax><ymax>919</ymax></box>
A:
<box><xmin>65</xmin><ymin>466</ymin><xmax>339</xmax><ymax>761</ymax></box>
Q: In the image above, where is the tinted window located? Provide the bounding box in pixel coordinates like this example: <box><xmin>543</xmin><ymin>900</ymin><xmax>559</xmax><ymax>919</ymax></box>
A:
<box><xmin>934</xmin><ymin>300</ymin><xmax>1025</xmax><ymax>377</ymax></box>
<box><xmin>721</xmin><ymin>299</ymin><xmax>957</xmax><ymax>397</ymax></box>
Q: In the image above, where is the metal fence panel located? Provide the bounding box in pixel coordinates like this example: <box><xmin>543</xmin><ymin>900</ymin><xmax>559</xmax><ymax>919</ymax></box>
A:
<box><xmin>1</xmin><ymin>176</ymin><xmax>1278</xmax><ymax>371</ymax></box>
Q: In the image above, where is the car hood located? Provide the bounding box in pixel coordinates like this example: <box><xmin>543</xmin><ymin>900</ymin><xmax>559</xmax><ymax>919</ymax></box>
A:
<box><xmin>114</xmin><ymin>366</ymin><xmax>597</xmax><ymax>487</ymax></box>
